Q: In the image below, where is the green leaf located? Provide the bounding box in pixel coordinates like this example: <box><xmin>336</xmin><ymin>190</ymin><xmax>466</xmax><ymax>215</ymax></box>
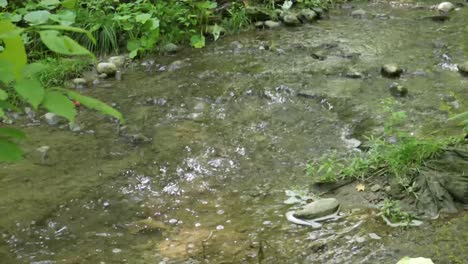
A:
<box><xmin>129</xmin><ymin>49</ymin><xmax>139</xmax><ymax>59</ymax></box>
<box><xmin>22</xmin><ymin>62</ymin><xmax>47</xmax><ymax>78</ymax></box>
<box><xmin>0</xmin><ymin>0</ymin><xmax>7</xmax><ymax>8</ymax></box>
<box><xmin>127</xmin><ymin>39</ymin><xmax>141</xmax><ymax>51</ymax></box>
<box><xmin>49</xmin><ymin>10</ymin><xmax>76</xmax><ymax>26</ymax></box>
<box><xmin>34</xmin><ymin>25</ymin><xmax>96</xmax><ymax>44</ymax></box>
<box><xmin>0</xmin><ymin>21</ymin><xmax>27</xmax><ymax>78</ymax></box>
<box><xmin>24</xmin><ymin>10</ymin><xmax>51</xmax><ymax>25</ymax></box>
<box><xmin>0</xmin><ymin>89</ymin><xmax>7</xmax><ymax>100</ymax></box>
<box><xmin>40</xmin><ymin>0</ymin><xmax>60</xmax><ymax>7</ymax></box>
<box><xmin>135</xmin><ymin>13</ymin><xmax>152</xmax><ymax>24</ymax></box>
<box><xmin>0</xmin><ymin>127</ymin><xmax>26</xmax><ymax>139</ymax></box>
<box><xmin>0</xmin><ymin>138</ymin><xmax>23</xmax><ymax>162</ymax></box>
<box><xmin>65</xmin><ymin>90</ymin><xmax>124</xmax><ymax>123</ymax></box>
<box><xmin>62</xmin><ymin>0</ymin><xmax>77</xmax><ymax>9</ymax></box>
<box><xmin>210</xmin><ymin>24</ymin><xmax>223</xmax><ymax>41</ymax></box>
<box><xmin>190</xmin><ymin>34</ymin><xmax>205</xmax><ymax>49</ymax></box>
<box><xmin>14</xmin><ymin>78</ymin><xmax>45</xmax><ymax>109</ymax></box>
<box><xmin>39</xmin><ymin>30</ymin><xmax>93</xmax><ymax>57</ymax></box>
<box><xmin>41</xmin><ymin>91</ymin><xmax>76</xmax><ymax>122</ymax></box>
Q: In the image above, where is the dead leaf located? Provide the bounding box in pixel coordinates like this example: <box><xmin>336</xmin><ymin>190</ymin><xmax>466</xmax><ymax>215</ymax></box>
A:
<box><xmin>356</xmin><ymin>183</ymin><xmax>366</xmax><ymax>192</ymax></box>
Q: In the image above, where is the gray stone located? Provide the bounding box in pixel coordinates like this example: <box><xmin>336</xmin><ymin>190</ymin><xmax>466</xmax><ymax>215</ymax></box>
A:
<box><xmin>370</xmin><ymin>184</ymin><xmax>381</xmax><ymax>192</ymax></box>
<box><xmin>351</xmin><ymin>9</ymin><xmax>366</xmax><ymax>18</ymax></box>
<box><xmin>254</xmin><ymin>21</ymin><xmax>264</xmax><ymax>29</ymax></box>
<box><xmin>24</xmin><ymin>107</ymin><xmax>35</xmax><ymax>119</ymax></box>
<box><xmin>168</xmin><ymin>60</ymin><xmax>187</xmax><ymax>71</ymax></box>
<box><xmin>264</xmin><ymin>20</ymin><xmax>281</xmax><ymax>29</ymax></box>
<box><xmin>389</xmin><ymin>82</ymin><xmax>408</xmax><ymax>97</ymax></box>
<box><xmin>437</xmin><ymin>2</ymin><xmax>455</xmax><ymax>13</ymax></box>
<box><xmin>457</xmin><ymin>61</ymin><xmax>468</xmax><ymax>75</ymax></box>
<box><xmin>230</xmin><ymin>41</ymin><xmax>243</xmax><ymax>50</ymax></box>
<box><xmin>69</xmin><ymin>123</ymin><xmax>81</xmax><ymax>132</ymax></box>
<box><xmin>72</xmin><ymin>78</ymin><xmax>87</xmax><ymax>85</ymax></box>
<box><xmin>283</xmin><ymin>13</ymin><xmax>301</xmax><ymax>27</ymax></box>
<box><xmin>368</xmin><ymin>233</ymin><xmax>381</xmax><ymax>240</ymax></box>
<box><xmin>345</xmin><ymin>69</ymin><xmax>363</xmax><ymax>79</ymax></box>
<box><xmin>96</xmin><ymin>62</ymin><xmax>117</xmax><ymax>75</ymax></box>
<box><xmin>108</xmin><ymin>56</ymin><xmax>126</xmax><ymax>68</ymax></box>
<box><xmin>293</xmin><ymin>198</ymin><xmax>340</xmax><ymax>220</ymax></box>
<box><xmin>311</xmin><ymin>7</ymin><xmax>325</xmax><ymax>19</ymax></box>
<box><xmin>163</xmin><ymin>43</ymin><xmax>179</xmax><ymax>54</ymax></box>
<box><xmin>299</xmin><ymin>9</ymin><xmax>318</xmax><ymax>22</ymax></box>
<box><xmin>44</xmin><ymin>112</ymin><xmax>60</xmax><ymax>126</ymax></box>
<box><xmin>384</xmin><ymin>186</ymin><xmax>392</xmax><ymax>193</ymax></box>
<box><xmin>98</xmin><ymin>73</ymin><xmax>108</xmax><ymax>79</ymax></box>
<box><xmin>381</xmin><ymin>63</ymin><xmax>403</xmax><ymax>78</ymax></box>
<box><xmin>355</xmin><ymin>236</ymin><xmax>366</xmax><ymax>243</ymax></box>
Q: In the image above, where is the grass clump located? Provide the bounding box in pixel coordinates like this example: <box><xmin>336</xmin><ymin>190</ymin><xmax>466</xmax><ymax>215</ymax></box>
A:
<box><xmin>37</xmin><ymin>57</ymin><xmax>92</xmax><ymax>88</ymax></box>
<box><xmin>380</xmin><ymin>198</ymin><xmax>415</xmax><ymax>223</ymax></box>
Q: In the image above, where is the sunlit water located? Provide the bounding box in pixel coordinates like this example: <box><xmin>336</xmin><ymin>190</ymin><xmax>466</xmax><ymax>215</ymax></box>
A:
<box><xmin>1</xmin><ymin>1</ymin><xmax>467</xmax><ymax>263</ymax></box>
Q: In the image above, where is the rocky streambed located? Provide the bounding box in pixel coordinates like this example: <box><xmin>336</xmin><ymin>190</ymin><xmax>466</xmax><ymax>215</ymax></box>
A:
<box><xmin>1</xmin><ymin>1</ymin><xmax>467</xmax><ymax>263</ymax></box>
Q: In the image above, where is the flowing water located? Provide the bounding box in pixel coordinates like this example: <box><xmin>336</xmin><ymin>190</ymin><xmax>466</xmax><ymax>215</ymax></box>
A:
<box><xmin>1</xmin><ymin>1</ymin><xmax>468</xmax><ymax>263</ymax></box>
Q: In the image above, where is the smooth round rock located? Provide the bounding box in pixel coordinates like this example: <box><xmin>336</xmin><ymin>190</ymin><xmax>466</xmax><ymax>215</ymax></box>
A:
<box><xmin>96</xmin><ymin>62</ymin><xmax>117</xmax><ymax>75</ymax></box>
<box><xmin>264</xmin><ymin>20</ymin><xmax>281</xmax><ymax>29</ymax></box>
<box><xmin>283</xmin><ymin>14</ymin><xmax>301</xmax><ymax>26</ymax></box>
<box><xmin>44</xmin><ymin>112</ymin><xmax>60</xmax><ymax>126</ymax></box>
<box><xmin>293</xmin><ymin>198</ymin><xmax>340</xmax><ymax>220</ymax></box>
<box><xmin>351</xmin><ymin>9</ymin><xmax>366</xmax><ymax>18</ymax></box>
<box><xmin>437</xmin><ymin>2</ymin><xmax>455</xmax><ymax>13</ymax></box>
<box><xmin>381</xmin><ymin>63</ymin><xmax>403</xmax><ymax>78</ymax></box>
<box><xmin>299</xmin><ymin>9</ymin><xmax>318</xmax><ymax>22</ymax></box>
<box><xmin>108</xmin><ymin>56</ymin><xmax>126</xmax><ymax>68</ymax></box>
<box><xmin>72</xmin><ymin>78</ymin><xmax>87</xmax><ymax>85</ymax></box>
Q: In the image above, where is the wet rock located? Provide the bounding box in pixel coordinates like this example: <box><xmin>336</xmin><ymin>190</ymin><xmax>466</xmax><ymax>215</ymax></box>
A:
<box><xmin>370</xmin><ymin>184</ymin><xmax>381</xmax><ymax>192</ymax></box>
<box><xmin>299</xmin><ymin>9</ymin><xmax>318</xmax><ymax>23</ymax></box>
<box><xmin>44</xmin><ymin>112</ymin><xmax>60</xmax><ymax>126</ymax></box>
<box><xmin>72</xmin><ymin>78</ymin><xmax>87</xmax><ymax>88</ymax></box>
<box><xmin>108</xmin><ymin>56</ymin><xmax>126</xmax><ymax>68</ymax></box>
<box><xmin>168</xmin><ymin>60</ymin><xmax>188</xmax><ymax>71</ymax></box>
<box><xmin>69</xmin><ymin>123</ymin><xmax>81</xmax><ymax>132</ymax></box>
<box><xmin>351</xmin><ymin>9</ymin><xmax>366</xmax><ymax>18</ymax></box>
<box><xmin>368</xmin><ymin>233</ymin><xmax>381</xmax><ymax>240</ymax></box>
<box><xmin>389</xmin><ymin>82</ymin><xmax>408</xmax><ymax>97</ymax></box>
<box><xmin>396</xmin><ymin>257</ymin><xmax>434</xmax><ymax>264</ymax></box>
<box><xmin>163</xmin><ymin>43</ymin><xmax>179</xmax><ymax>54</ymax></box>
<box><xmin>381</xmin><ymin>63</ymin><xmax>403</xmax><ymax>78</ymax></box>
<box><xmin>384</xmin><ymin>186</ymin><xmax>392</xmax><ymax>193</ymax></box>
<box><xmin>311</xmin><ymin>7</ymin><xmax>326</xmax><ymax>19</ymax></box>
<box><xmin>96</xmin><ymin>62</ymin><xmax>117</xmax><ymax>75</ymax></box>
<box><xmin>36</xmin><ymin>146</ymin><xmax>50</xmax><ymax>163</ymax></box>
<box><xmin>437</xmin><ymin>2</ymin><xmax>455</xmax><ymax>13</ymax></box>
<box><xmin>355</xmin><ymin>236</ymin><xmax>366</xmax><ymax>243</ymax></box>
<box><xmin>264</xmin><ymin>20</ymin><xmax>281</xmax><ymax>29</ymax></box>
<box><xmin>457</xmin><ymin>61</ymin><xmax>468</xmax><ymax>75</ymax></box>
<box><xmin>293</xmin><ymin>198</ymin><xmax>340</xmax><ymax>220</ymax></box>
<box><xmin>345</xmin><ymin>68</ymin><xmax>363</xmax><ymax>79</ymax></box>
<box><xmin>230</xmin><ymin>41</ymin><xmax>243</xmax><ymax>50</ymax></box>
<box><xmin>128</xmin><ymin>217</ymin><xmax>166</xmax><ymax>234</ymax></box>
<box><xmin>130</xmin><ymin>133</ymin><xmax>151</xmax><ymax>143</ymax></box>
<box><xmin>254</xmin><ymin>21</ymin><xmax>265</xmax><ymax>29</ymax></box>
<box><xmin>24</xmin><ymin>107</ymin><xmax>35</xmax><ymax>120</ymax></box>
<box><xmin>98</xmin><ymin>73</ymin><xmax>107</xmax><ymax>79</ymax></box>
<box><xmin>283</xmin><ymin>13</ymin><xmax>301</xmax><ymax>27</ymax></box>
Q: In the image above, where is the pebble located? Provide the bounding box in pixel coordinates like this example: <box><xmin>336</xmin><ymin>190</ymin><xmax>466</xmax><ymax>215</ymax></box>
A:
<box><xmin>368</xmin><ymin>233</ymin><xmax>381</xmax><ymax>240</ymax></box>
<box><xmin>216</xmin><ymin>225</ymin><xmax>224</xmax><ymax>230</ymax></box>
<box><xmin>355</xmin><ymin>236</ymin><xmax>366</xmax><ymax>243</ymax></box>
<box><xmin>370</xmin><ymin>184</ymin><xmax>381</xmax><ymax>192</ymax></box>
<box><xmin>44</xmin><ymin>112</ymin><xmax>60</xmax><ymax>126</ymax></box>
<box><xmin>168</xmin><ymin>219</ymin><xmax>178</xmax><ymax>224</ymax></box>
<box><xmin>112</xmin><ymin>248</ymin><xmax>121</xmax><ymax>253</ymax></box>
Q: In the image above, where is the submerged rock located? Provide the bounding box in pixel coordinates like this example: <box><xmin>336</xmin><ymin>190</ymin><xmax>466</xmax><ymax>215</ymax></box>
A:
<box><xmin>437</xmin><ymin>2</ymin><xmax>455</xmax><ymax>13</ymax></box>
<box><xmin>97</xmin><ymin>62</ymin><xmax>117</xmax><ymax>75</ymax></box>
<box><xmin>381</xmin><ymin>63</ymin><xmax>403</xmax><ymax>78</ymax></box>
<box><xmin>389</xmin><ymin>82</ymin><xmax>408</xmax><ymax>97</ymax></box>
<box><xmin>293</xmin><ymin>198</ymin><xmax>340</xmax><ymax>220</ymax></box>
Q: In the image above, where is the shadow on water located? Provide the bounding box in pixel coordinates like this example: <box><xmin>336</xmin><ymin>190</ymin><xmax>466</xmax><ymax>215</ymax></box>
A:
<box><xmin>1</xmin><ymin>1</ymin><xmax>467</xmax><ymax>263</ymax></box>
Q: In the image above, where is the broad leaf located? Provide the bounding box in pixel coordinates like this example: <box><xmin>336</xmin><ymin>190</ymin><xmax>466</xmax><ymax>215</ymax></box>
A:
<box><xmin>190</xmin><ymin>34</ymin><xmax>205</xmax><ymax>48</ymax></box>
<box><xmin>0</xmin><ymin>138</ymin><xmax>23</xmax><ymax>162</ymax></box>
<box><xmin>41</xmin><ymin>91</ymin><xmax>76</xmax><ymax>122</ymax></box>
<box><xmin>135</xmin><ymin>13</ymin><xmax>152</xmax><ymax>24</ymax></box>
<box><xmin>0</xmin><ymin>21</ymin><xmax>27</xmax><ymax>79</ymax></box>
<box><xmin>210</xmin><ymin>24</ymin><xmax>223</xmax><ymax>41</ymax></box>
<box><xmin>65</xmin><ymin>90</ymin><xmax>124</xmax><ymax>123</ymax></box>
<box><xmin>0</xmin><ymin>127</ymin><xmax>26</xmax><ymax>139</ymax></box>
<box><xmin>0</xmin><ymin>0</ymin><xmax>7</xmax><ymax>8</ymax></box>
<box><xmin>62</xmin><ymin>0</ymin><xmax>77</xmax><ymax>9</ymax></box>
<box><xmin>39</xmin><ymin>0</ymin><xmax>60</xmax><ymax>7</ymax></box>
<box><xmin>24</xmin><ymin>10</ymin><xmax>51</xmax><ymax>25</ymax></box>
<box><xmin>22</xmin><ymin>62</ymin><xmax>47</xmax><ymax>78</ymax></box>
<box><xmin>39</xmin><ymin>30</ymin><xmax>93</xmax><ymax>57</ymax></box>
<box><xmin>35</xmin><ymin>25</ymin><xmax>96</xmax><ymax>44</ymax></box>
<box><xmin>49</xmin><ymin>10</ymin><xmax>76</xmax><ymax>26</ymax></box>
<box><xmin>0</xmin><ymin>89</ymin><xmax>7</xmax><ymax>100</ymax></box>
<box><xmin>129</xmin><ymin>49</ymin><xmax>139</xmax><ymax>59</ymax></box>
<box><xmin>14</xmin><ymin>78</ymin><xmax>45</xmax><ymax>109</ymax></box>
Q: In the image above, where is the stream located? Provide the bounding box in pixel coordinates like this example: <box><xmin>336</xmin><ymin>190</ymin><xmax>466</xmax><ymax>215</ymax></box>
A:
<box><xmin>1</xmin><ymin>1</ymin><xmax>467</xmax><ymax>263</ymax></box>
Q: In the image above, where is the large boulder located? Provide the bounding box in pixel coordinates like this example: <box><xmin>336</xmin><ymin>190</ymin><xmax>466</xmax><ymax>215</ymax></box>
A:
<box><xmin>437</xmin><ymin>2</ymin><xmax>455</xmax><ymax>13</ymax></box>
<box><xmin>293</xmin><ymin>198</ymin><xmax>340</xmax><ymax>219</ymax></box>
<box><xmin>96</xmin><ymin>62</ymin><xmax>117</xmax><ymax>75</ymax></box>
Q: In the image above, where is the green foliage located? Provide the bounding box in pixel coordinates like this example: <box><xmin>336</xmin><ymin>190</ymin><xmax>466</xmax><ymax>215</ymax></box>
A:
<box><xmin>0</xmin><ymin>11</ymin><xmax>123</xmax><ymax>162</ymax></box>
<box><xmin>380</xmin><ymin>199</ymin><xmax>414</xmax><ymax>223</ymax></box>
<box><xmin>221</xmin><ymin>3</ymin><xmax>250</xmax><ymax>34</ymax></box>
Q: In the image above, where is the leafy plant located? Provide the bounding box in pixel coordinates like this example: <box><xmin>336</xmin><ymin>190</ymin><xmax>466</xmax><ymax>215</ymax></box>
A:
<box><xmin>380</xmin><ymin>199</ymin><xmax>414</xmax><ymax>223</ymax></box>
<box><xmin>0</xmin><ymin>14</ymin><xmax>123</xmax><ymax>162</ymax></box>
<box><xmin>221</xmin><ymin>3</ymin><xmax>250</xmax><ymax>34</ymax></box>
